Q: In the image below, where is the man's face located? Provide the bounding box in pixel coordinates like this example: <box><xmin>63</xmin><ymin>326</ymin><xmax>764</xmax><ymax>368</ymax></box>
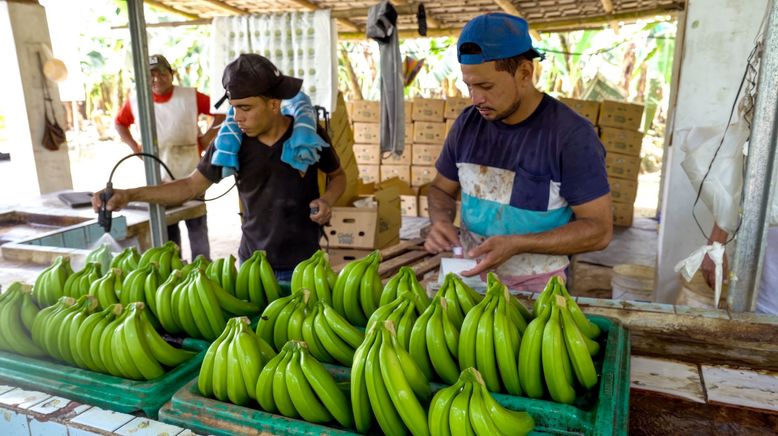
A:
<box><xmin>150</xmin><ymin>68</ymin><xmax>173</xmax><ymax>95</ymax></box>
<box><xmin>461</xmin><ymin>59</ymin><xmax>531</xmax><ymax>122</ymax></box>
<box><xmin>230</xmin><ymin>96</ymin><xmax>276</xmax><ymax>137</ymax></box>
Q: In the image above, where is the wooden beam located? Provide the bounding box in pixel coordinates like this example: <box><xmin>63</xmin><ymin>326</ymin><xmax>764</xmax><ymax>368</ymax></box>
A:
<box><xmin>111</xmin><ymin>18</ymin><xmax>212</xmax><ymax>30</ymax></box>
<box><xmin>339</xmin><ymin>48</ymin><xmax>363</xmax><ymax>101</ymax></box>
<box><xmin>284</xmin><ymin>0</ymin><xmax>361</xmax><ymax>32</ymax></box>
<box><xmin>394</xmin><ymin>0</ymin><xmax>441</xmax><ymax>29</ymax></box>
<box><xmin>492</xmin><ymin>0</ymin><xmax>542</xmax><ymax>40</ymax></box>
<box><xmin>600</xmin><ymin>0</ymin><xmax>615</xmax><ymax>13</ymax></box>
<box><xmin>339</xmin><ymin>26</ymin><xmax>461</xmax><ymax>40</ymax></box>
<box><xmin>200</xmin><ymin>0</ymin><xmax>247</xmax><ymax>15</ymax></box>
<box><xmin>144</xmin><ymin>0</ymin><xmax>200</xmax><ymax>20</ymax></box>
<box><xmin>331</xmin><ymin>3</ymin><xmax>416</xmax><ymax>18</ymax></box>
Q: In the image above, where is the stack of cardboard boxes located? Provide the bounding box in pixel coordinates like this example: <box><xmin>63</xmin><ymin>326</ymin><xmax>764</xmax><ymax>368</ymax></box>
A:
<box><xmin>347</xmin><ymin>97</ymin><xmax>471</xmax><ymax>217</ymax></box>
<box><xmin>560</xmin><ymin>98</ymin><xmax>645</xmax><ymax>227</ymax></box>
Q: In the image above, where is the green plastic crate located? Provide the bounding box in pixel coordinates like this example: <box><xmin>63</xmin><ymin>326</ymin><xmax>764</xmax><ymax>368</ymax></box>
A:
<box><xmin>161</xmin><ymin>315</ymin><xmax>629</xmax><ymax>435</ymax></box>
<box><xmin>0</xmin><ymin>338</ymin><xmax>209</xmax><ymax>418</ymax></box>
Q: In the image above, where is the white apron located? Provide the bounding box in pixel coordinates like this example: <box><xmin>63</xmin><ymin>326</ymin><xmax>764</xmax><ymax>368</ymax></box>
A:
<box><xmin>130</xmin><ymin>86</ymin><xmax>200</xmax><ymax>181</ymax></box>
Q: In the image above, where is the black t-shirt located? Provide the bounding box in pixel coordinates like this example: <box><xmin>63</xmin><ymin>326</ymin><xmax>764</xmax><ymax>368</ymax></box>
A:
<box><xmin>197</xmin><ymin>118</ymin><xmax>340</xmax><ymax>269</ymax></box>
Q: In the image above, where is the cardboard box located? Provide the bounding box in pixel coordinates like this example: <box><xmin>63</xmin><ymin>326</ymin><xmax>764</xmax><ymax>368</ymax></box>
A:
<box><xmin>405</xmin><ymin>101</ymin><xmax>413</xmax><ymax>123</ymax></box>
<box><xmin>598</xmin><ymin>100</ymin><xmax>644</xmax><ymax>130</ymax></box>
<box><xmin>412</xmin><ymin>98</ymin><xmax>445</xmax><ymax>122</ymax></box>
<box><xmin>353</xmin><ymin>122</ymin><xmax>380</xmax><ymax>144</ymax></box>
<box><xmin>345</xmin><ymin>101</ymin><xmax>354</xmax><ymax>121</ymax></box>
<box><xmin>353</xmin><ymin>144</ymin><xmax>381</xmax><ymax>165</ymax></box>
<box><xmin>351</xmin><ymin>100</ymin><xmax>380</xmax><ymax>122</ymax></box>
<box><xmin>609</xmin><ymin>177</ymin><xmax>638</xmax><ymax>204</ymax></box>
<box><xmin>382</xmin><ymin>144</ymin><xmax>412</xmax><ymax>165</ymax></box>
<box><xmin>612</xmin><ymin>202</ymin><xmax>634</xmax><ymax>227</ymax></box>
<box><xmin>358</xmin><ymin>164</ymin><xmax>380</xmax><ymax>184</ymax></box>
<box><xmin>414</xmin><ymin>122</ymin><xmax>447</xmax><ymax>144</ymax></box>
<box><xmin>559</xmin><ymin>98</ymin><xmax>600</xmax><ymax>125</ymax></box>
<box><xmin>444</xmin><ymin>97</ymin><xmax>471</xmax><ymax>119</ymax></box>
<box><xmin>605</xmin><ymin>152</ymin><xmax>641</xmax><ymax>181</ymax></box>
<box><xmin>600</xmin><ymin>126</ymin><xmax>644</xmax><ymax>157</ymax></box>
<box><xmin>322</xmin><ymin>185</ymin><xmax>401</xmax><ymax>249</ymax></box>
<box><xmin>401</xmin><ymin>191</ymin><xmax>419</xmax><ymax>217</ymax></box>
<box><xmin>411</xmin><ymin>165</ymin><xmax>437</xmax><ymax>187</ymax></box>
<box><xmin>412</xmin><ymin>144</ymin><xmax>443</xmax><ymax>166</ymax></box>
<box><xmin>405</xmin><ymin>123</ymin><xmax>414</xmax><ymax>144</ymax></box>
<box><xmin>380</xmin><ymin>164</ymin><xmax>411</xmax><ymax>185</ymax></box>
<box><xmin>419</xmin><ymin>194</ymin><xmax>429</xmax><ymax>217</ymax></box>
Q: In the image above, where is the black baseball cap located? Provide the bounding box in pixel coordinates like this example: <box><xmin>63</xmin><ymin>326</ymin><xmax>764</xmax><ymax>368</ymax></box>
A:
<box><xmin>215</xmin><ymin>54</ymin><xmax>303</xmax><ymax>108</ymax></box>
<box><xmin>149</xmin><ymin>54</ymin><xmax>172</xmax><ymax>71</ymax></box>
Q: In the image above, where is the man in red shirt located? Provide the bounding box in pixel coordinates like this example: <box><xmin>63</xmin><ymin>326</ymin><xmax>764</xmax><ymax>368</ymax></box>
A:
<box><xmin>114</xmin><ymin>54</ymin><xmax>225</xmax><ymax>260</ymax></box>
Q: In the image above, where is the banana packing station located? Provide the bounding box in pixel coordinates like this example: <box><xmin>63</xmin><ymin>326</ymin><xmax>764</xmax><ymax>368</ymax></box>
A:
<box><xmin>1</xmin><ymin>0</ymin><xmax>778</xmax><ymax>435</ymax></box>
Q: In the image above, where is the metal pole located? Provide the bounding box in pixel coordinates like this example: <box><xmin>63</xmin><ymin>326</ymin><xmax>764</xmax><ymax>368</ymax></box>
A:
<box><xmin>126</xmin><ymin>0</ymin><xmax>167</xmax><ymax>247</ymax></box>
<box><xmin>728</xmin><ymin>0</ymin><xmax>778</xmax><ymax>312</ymax></box>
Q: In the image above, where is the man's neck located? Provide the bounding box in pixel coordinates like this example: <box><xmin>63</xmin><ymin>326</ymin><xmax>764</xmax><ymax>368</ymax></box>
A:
<box><xmin>257</xmin><ymin>115</ymin><xmax>292</xmax><ymax>146</ymax></box>
<box><xmin>502</xmin><ymin>88</ymin><xmax>544</xmax><ymax>125</ymax></box>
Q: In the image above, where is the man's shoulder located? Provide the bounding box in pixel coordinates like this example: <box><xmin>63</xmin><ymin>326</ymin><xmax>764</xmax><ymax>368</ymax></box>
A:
<box><xmin>541</xmin><ymin>96</ymin><xmax>597</xmax><ymax>132</ymax></box>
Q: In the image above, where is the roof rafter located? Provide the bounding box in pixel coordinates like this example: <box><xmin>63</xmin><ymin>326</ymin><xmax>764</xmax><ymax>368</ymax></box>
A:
<box><xmin>144</xmin><ymin>0</ymin><xmax>200</xmax><ymax>20</ymax></box>
<box><xmin>492</xmin><ymin>0</ymin><xmax>542</xmax><ymax>39</ymax></box>
<box><xmin>285</xmin><ymin>0</ymin><xmax>361</xmax><ymax>32</ymax></box>
<box><xmin>200</xmin><ymin>0</ymin><xmax>247</xmax><ymax>15</ymax></box>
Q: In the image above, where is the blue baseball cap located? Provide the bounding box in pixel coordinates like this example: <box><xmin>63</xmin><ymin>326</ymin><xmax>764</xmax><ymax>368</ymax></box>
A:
<box><xmin>457</xmin><ymin>13</ymin><xmax>543</xmax><ymax>64</ymax></box>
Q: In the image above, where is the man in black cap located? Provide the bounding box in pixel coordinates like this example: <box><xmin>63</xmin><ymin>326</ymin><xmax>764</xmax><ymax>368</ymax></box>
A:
<box><xmin>95</xmin><ymin>54</ymin><xmax>346</xmax><ymax>280</ymax></box>
<box><xmin>424</xmin><ymin>14</ymin><xmax>612</xmax><ymax>292</ymax></box>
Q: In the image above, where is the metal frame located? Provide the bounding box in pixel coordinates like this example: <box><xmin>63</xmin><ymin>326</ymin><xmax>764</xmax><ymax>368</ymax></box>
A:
<box><xmin>728</xmin><ymin>0</ymin><xmax>778</xmax><ymax>312</ymax></box>
<box><xmin>127</xmin><ymin>0</ymin><xmax>167</xmax><ymax>248</ymax></box>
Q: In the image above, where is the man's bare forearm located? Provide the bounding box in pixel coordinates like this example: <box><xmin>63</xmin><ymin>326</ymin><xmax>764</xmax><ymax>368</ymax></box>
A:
<box><xmin>508</xmin><ymin>218</ymin><xmax>611</xmax><ymax>256</ymax></box>
<box><xmin>321</xmin><ymin>169</ymin><xmax>346</xmax><ymax>206</ymax></box>
<box><xmin>115</xmin><ymin>124</ymin><xmax>140</xmax><ymax>153</ymax></box>
<box><xmin>125</xmin><ymin>178</ymin><xmax>203</xmax><ymax>207</ymax></box>
<box><xmin>428</xmin><ymin>185</ymin><xmax>457</xmax><ymax>224</ymax></box>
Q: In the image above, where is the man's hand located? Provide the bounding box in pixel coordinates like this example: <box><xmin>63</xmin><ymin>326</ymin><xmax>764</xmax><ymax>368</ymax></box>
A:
<box><xmin>461</xmin><ymin>235</ymin><xmax>517</xmax><ymax>277</ymax></box>
<box><xmin>309</xmin><ymin>198</ymin><xmax>332</xmax><ymax>225</ymax></box>
<box><xmin>701</xmin><ymin>251</ymin><xmax>729</xmax><ymax>288</ymax></box>
<box><xmin>91</xmin><ymin>188</ymin><xmax>130</xmax><ymax>213</ymax></box>
<box><xmin>424</xmin><ymin>221</ymin><xmax>460</xmax><ymax>254</ymax></box>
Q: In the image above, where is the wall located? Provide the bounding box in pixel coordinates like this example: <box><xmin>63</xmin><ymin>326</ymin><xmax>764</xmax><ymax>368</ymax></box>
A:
<box><xmin>656</xmin><ymin>0</ymin><xmax>770</xmax><ymax>303</ymax></box>
<box><xmin>0</xmin><ymin>1</ymin><xmax>72</xmax><ymax>200</ymax></box>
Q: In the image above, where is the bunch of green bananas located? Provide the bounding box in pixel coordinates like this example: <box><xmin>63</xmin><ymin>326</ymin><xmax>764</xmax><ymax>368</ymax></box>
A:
<box><xmin>379</xmin><ymin>266</ymin><xmax>431</xmax><ymax>309</ymax></box>
<box><xmin>256</xmin><ymin>289</ymin><xmax>313</xmax><ymax>352</ymax></box>
<box><xmin>302</xmin><ymin>301</ymin><xmax>364</xmax><ymax>366</ymax></box>
<box><xmin>257</xmin><ymin>341</ymin><xmax>353</xmax><ymax>428</ymax></box>
<box><xmin>366</xmin><ymin>292</ymin><xmax>424</xmax><ymax>349</ymax></box>
<box><xmin>206</xmin><ymin>254</ymin><xmax>237</xmax><ymax>295</ymax></box>
<box><xmin>156</xmin><ymin>269</ymin><xmax>259</xmax><ymax>341</ymax></box>
<box><xmin>137</xmin><ymin>241</ymin><xmax>183</xmax><ymax>278</ymax></box>
<box><xmin>520</xmin><ymin>277</ymin><xmax>600</xmax><ymax>403</ymax></box>
<box><xmin>409</xmin><ymin>296</ymin><xmax>462</xmax><ymax>385</ymax></box>
<box><xmin>63</xmin><ymin>262</ymin><xmax>102</xmax><ymax>299</ymax></box>
<box><xmin>234</xmin><ymin>250</ymin><xmax>284</xmax><ymax>308</ymax></box>
<box><xmin>331</xmin><ymin>250</ymin><xmax>382</xmax><ymax>327</ymax></box>
<box><xmin>198</xmin><ymin>317</ymin><xmax>276</xmax><ymax>406</ymax></box>
<box><xmin>290</xmin><ymin>250</ymin><xmax>337</xmax><ymax>304</ymax></box>
<box><xmin>31</xmin><ymin>295</ymin><xmax>99</xmax><ymax>363</ymax></box>
<box><xmin>88</xmin><ymin>268</ymin><xmax>123</xmax><ymax>309</ymax></box>
<box><xmin>0</xmin><ymin>282</ymin><xmax>45</xmax><ymax>357</ymax></box>
<box><xmin>351</xmin><ymin>320</ymin><xmax>431</xmax><ymax>435</ymax></box>
<box><xmin>429</xmin><ymin>367</ymin><xmax>535</xmax><ymax>436</ymax></box>
<box><xmin>459</xmin><ymin>273</ymin><xmax>530</xmax><ymax>395</ymax></box>
<box><xmin>434</xmin><ymin>273</ymin><xmax>486</xmax><ymax>328</ymax></box>
<box><xmin>32</xmin><ymin>256</ymin><xmax>74</xmax><ymax>307</ymax></box>
<box><xmin>85</xmin><ymin>243</ymin><xmax>114</xmax><ymax>276</ymax></box>
<box><xmin>110</xmin><ymin>246</ymin><xmax>141</xmax><ymax>275</ymax></box>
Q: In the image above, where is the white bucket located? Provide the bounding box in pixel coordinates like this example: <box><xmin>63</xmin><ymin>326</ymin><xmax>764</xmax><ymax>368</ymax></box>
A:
<box><xmin>611</xmin><ymin>264</ymin><xmax>654</xmax><ymax>302</ymax></box>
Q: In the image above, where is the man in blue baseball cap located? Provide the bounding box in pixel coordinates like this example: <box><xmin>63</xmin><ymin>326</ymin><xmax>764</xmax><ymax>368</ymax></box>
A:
<box><xmin>424</xmin><ymin>13</ymin><xmax>613</xmax><ymax>292</ymax></box>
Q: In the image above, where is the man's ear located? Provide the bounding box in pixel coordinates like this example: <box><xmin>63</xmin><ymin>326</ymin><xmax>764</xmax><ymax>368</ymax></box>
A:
<box><xmin>518</xmin><ymin>60</ymin><xmax>534</xmax><ymax>83</ymax></box>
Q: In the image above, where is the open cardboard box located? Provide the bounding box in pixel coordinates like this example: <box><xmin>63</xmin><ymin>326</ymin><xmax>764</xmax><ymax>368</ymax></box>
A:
<box><xmin>322</xmin><ymin>182</ymin><xmax>401</xmax><ymax>249</ymax></box>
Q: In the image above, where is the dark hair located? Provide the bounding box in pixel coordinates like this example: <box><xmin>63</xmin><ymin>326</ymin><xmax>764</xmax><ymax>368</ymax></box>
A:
<box><xmin>459</xmin><ymin>43</ymin><xmax>534</xmax><ymax>75</ymax></box>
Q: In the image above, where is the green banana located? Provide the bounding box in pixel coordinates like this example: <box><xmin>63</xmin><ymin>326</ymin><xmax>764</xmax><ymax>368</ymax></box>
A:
<box><xmin>379</xmin><ymin>322</ymin><xmax>430</xmax><ymax>436</ymax></box>
<box><xmin>448</xmin><ymin>381</ymin><xmax>475</xmax><ymax>436</ymax></box>
<box><xmin>199</xmin><ymin>319</ymin><xmax>234</xmax><ymax>397</ymax></box>
<box><xmin>272</xmin><ymin>345</ymin><xmax>299</xmax><ymax>418</ymax></box>
<box><xmin>468</xmin><ymin>375</ymin><xmax>503</xmax><ymax>435</ymax></box>
<box><xmin>518</xmin><ymin>304</ymin><xmax>549</xmax><ymax>398</ymax></box>
<box><xmin>427</xmin><ymin>303</ymin><xmax>460</xmax><ymax>385</ymax></box>
<box><xmin>458</xmin><ymin>296</ymin><xmax>487</xmax><ymax>372</ymax></box>
<box><xmin>313</xmin><ymin>304</ymin><xmax>355</xmax><ymax>366</ymax></box>
<box><xmin>233</xmin><ymin>317</ymin><xmax>264</xmax><ymax>400</ymax></box>
<box><xmin>256</xmin><ymin>294</ymin><xmax>294</xmax><ymax>348</ymax></box>
<box><xmin>364</xmin><ymin>329</ymin><xmax>406</xmax><ymax>436</ymax></box>
<box><xmin>256</xmin><ymin>347</ymin><xmax>285</xmax><ymax>413</ymax></box>
<box><xmin>559</xmin><ymin>297</ymin><xmax>598</xmax><ymax>389</ymax></box>
<box><xmin>211</xmin><ymin>323</ymin><xmax>235</xmax><ymax>401</ymax></box>
<box><xmin>226</xmin><ymin>335</ymin><xmax>249</xmax><ymax>405</ymax></box>
<box><xmin>428</xmin><ymin>379</ymin><xmax>463</xmax><ymax>436</ymax></box>
<box><xmin>299</xmin><ymin>343</ymin><xmax>354</xmax><ymax>427</ymax></box>
<box><xmin>351</xmin><ymin>329</ymin><xmax>377</xmax><ymax>433</ymax></box>
<box><xmin>494</xmin><ymin>297</ymin><xmax>522</xmax><ymax>396</ymax></box>
<box><xmin>541</xmin><ymin>303</ymin><xmax>576</xmax><ymax>404</ymax></box>
<box><xmin>123</xmin><ymin>303</ymin><xmax>165</xmax><ymax>380</ymax></box>
<box><xmin>258</xmin><ymin>251</ymin><xmax>284</xmax><ymax>301</ymax></box>
<box><xmin>407</xmin><ymin>301</ymin><xmax>435</xmax><ymax>381</ymax></box>
<box><xmin>321</xmin><ymin>302</ymin><xmax>364</xmax><ymax>349</ymax></box>
<box><xmin>285</xmin><ymin>344</ymin><xmax>333</xmax><ymax>423</ymax></box>
<box><xmin>478</xmin><ymin>372</ymin><xmax>535</xmax><ymax>435</ymax></box>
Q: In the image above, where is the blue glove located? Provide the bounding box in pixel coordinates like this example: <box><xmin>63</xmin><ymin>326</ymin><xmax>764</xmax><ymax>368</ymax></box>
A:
<box><xmin>211</xmin><ymin>106</ymin><xmax>241</xmax><ymax>178</ymax></box>
<box><xmin>280</xmin><ymin>92</ymin><xmax>330</xmax><ymax>173</ymax></box>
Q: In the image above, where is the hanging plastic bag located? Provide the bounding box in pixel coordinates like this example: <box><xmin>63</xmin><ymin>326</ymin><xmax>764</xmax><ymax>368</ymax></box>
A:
<box><xmin>678</xmin><ymin>119</ymin><xmax>750</xmax><ymax>233</ymax></box>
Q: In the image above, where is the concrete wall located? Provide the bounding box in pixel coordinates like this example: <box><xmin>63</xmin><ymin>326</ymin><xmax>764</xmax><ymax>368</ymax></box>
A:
<box><xmin>656</xmin><ymin>0</ymin><xmax>770</xmax><ymax>303</ymax></box>
<box><xmin>0</xmin><ymin>1</ymin><xmax>72</xmax><ymax>199</ymax></box>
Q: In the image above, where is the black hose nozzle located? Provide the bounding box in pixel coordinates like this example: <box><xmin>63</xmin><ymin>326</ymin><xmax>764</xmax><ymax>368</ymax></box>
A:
<box><xmin>98</xmin><ymin>182</ymin><xmax>113</xmax><ymax>234</ymax></box>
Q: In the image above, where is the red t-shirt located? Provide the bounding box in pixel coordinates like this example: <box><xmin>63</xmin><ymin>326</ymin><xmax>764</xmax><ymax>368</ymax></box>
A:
<box><xmin>114</xmin><ymin>87</ymin><xmax>212</xmax><ymax>127</ymax></box>
<box><xmin>114</xmin><ymin>87</ymin><xmax>213</xmax><ymax>153</ymax></box>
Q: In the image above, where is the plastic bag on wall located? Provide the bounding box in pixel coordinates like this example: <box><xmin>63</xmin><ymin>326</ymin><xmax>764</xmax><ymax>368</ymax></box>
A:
<box><xmin>678</xmin><ymin>120</ymin><xmax>750</xmax><ymax>233</ymax></box>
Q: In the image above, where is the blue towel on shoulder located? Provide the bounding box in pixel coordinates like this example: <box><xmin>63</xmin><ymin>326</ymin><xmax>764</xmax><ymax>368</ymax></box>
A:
<box><xmin>210</xmin><ymin>91</ymin><xmax>328</xmax><ymax>178</ymax></box>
